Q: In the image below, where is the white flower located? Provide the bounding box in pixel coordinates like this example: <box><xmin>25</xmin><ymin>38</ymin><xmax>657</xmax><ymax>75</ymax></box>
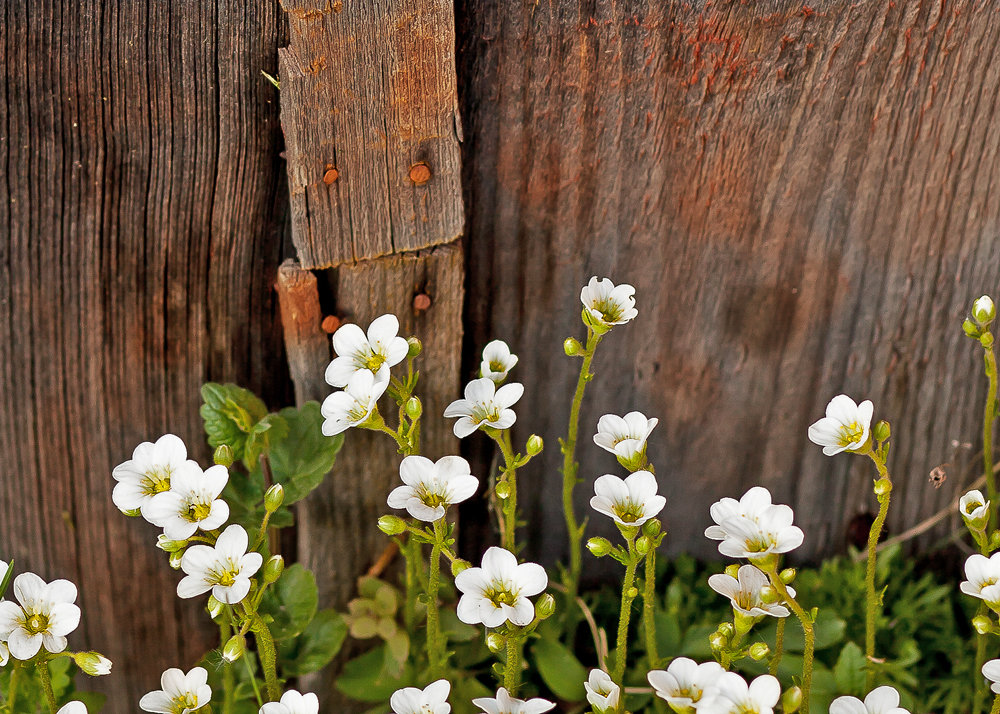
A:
<box><xmin>584</xmin><ymin>669</ymin><xmax>620</xmax><ymax>713</ymax></box>
<box><xmin>57</xmin><ymin>704</ymin><xmax>88</xmax><ymax>714</ymax></box>
<box><xmin>708</xmin><ymin>565</ymin><xmax>791</xmax><ymax>618</ymax></box>
<box><xmin>590</xmin><ymin>471</ymin><xmax>665</xmax><ymax>527</ymax></box>
<box><xmin>177</xmin><ymin>525</ymin><xmax>263</xmax><ymax>604</ymax></box>
<box><xmin>387</xmin><ymin>456</ymin><xmax>479</xmax><ymax>522</ymax></box>
<box><xmin>472</xmin><ymin>687</ymin><xmax>555</xmax><ymax>714</ymax></box>
<box><xmin>480</xmin><ymin>340</ymin><xmax>518</xmax><ymax>382</ymax></box>
<box><xmin>139</xmin><ymin>666</ymin><xmax>212</xmax><ymax>714</ymax></box>
<box><xmin>807</xmin><ymin>395</ymin><xmax>874</xmax><ymax>456</ymax></box>
<box><xmin>697</xmin><ymin>672</ymin><xmax>781</xmax><ymax>714</ymax></box>
<box><xmin>144</xmin><ymin>463</ymin><xmax>230</xmax><ymax>540</ymax></box>
<box><xmin>390</xmin><ymin>679</ymin><xmax>452</xmax><ymax>714</ymax></box>
<box><xmin>321</xmin><ymin>369</ymin><xmax>389</xmax><ymax>436</ymax></box>
<box><xmin>75</xmin><ymin>651</ymin><xmax>113</xmax><ymax>675</ymax></box>
<box><xmin>455</xmin><ymin>547</ymin><xmax>547</xmax><ymax>628</ymax></box>
<box><xmin>975</xmin><ymin>296</ymin><xmax>997</xmax><ymax>325</ymax></box>
<box><xmin>580</xmin><ymin>276</ymin><xmax>638</xmax><ymax>329</ymax></box>
<box><xmin>647</xmin><ymin>657</ymin><xmax>725</xmax><ymax>708</ymax></box>
<box><xmin>961</xmin><ymin>489</ymin><xmax>991</xmax><ymax>527</ymax></box>
<box><xmin>259</xmin><ymin>690</ymin><xmax>320</xmax><ymax>714</ymax></box>
<box><xmin>0</xmin><ymin>641</ymin><xmax>7</xmax><ymax>666</ymax></box>
<box><xmin>112</xmin><ymin>434</ymin><xmax>190</xmax><ymax>520</ymax></box>
<box><xmin>706</xmin><ymin>487</ymin><xmax>804</xmax><ymax>561</ymax></box>
<box><xmin>0</xmin><ymin>573</ymin><xmax>81</xmax><ymax>660</ymax></box>
<box><xmin>593</xmin><ymin>411</ymin><xmax>658</xmax><ymax>467</ymax></box>
<box><xmin>984</xmin><ymin>659</ymin><xmax>1000</xmax><ymax>694</ymax></box>
<box><xmin>961</xmin><ymin>553</ymin><xmax>1000</xmax><ymax>605</ymax></box>
<box><xmin>444</xmin><ymin>378</ymin><xmax>524</xmax><ymax>439</ymax></box>
<box><xmin>830</xmin><ymin>686</ymin><xmax>910</xmax><ymax>714</ymax></box>
<box><xmin>325</xmin><ymin>314</ymin><xmax>409</xmax><ymax>387</ymax></box>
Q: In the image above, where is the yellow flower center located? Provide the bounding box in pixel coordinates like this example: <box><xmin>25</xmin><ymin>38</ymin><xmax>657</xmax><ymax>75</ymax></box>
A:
<box><xmin>186</xmin><ymin>501</ymin><xmax>213</xmax><ymax>523</ymax></box>
<box><xmin>363</xmin><ymin>351</ymin><xmax>386</xmax><ymax>373</ymax></box>
<box><xmin>170</xmin><ymin>694</ymin><xmax>201</xmax><ymax>713</ymax></box>
<box><xmin>25</xmin><ymin>613</ymin><xmax>49</xmax><ymax>634</ymax></box>
<box><xmin>612</xmin><ymin>501</ymin><xmax>644</xmax><ymax>523</ymax></box>
<box><xmin>967</xmin><ymin>501</ymin><xmax>984</xmax><ymax>515</ymax></box>
<box><xmin>141</xmin><ymin>466</ymin><xmax>172</xmax><ymax>496</ymax></box>
<box><xmin>592</xmin><ymin>298</ymin><xmax>624</xmax><ymax>323</ymax></box>
<box><xmin>488</xmin><ymin>360</ymin><xmax>506</xmax><ymax>373</ymax></box>
<box><xmin>485</xmin><ymin>584</ymin><xmax>518</xmax><ymax>607</ymax></box>
<box><xmin>836</xmin><ymin>421</ymin><xmax>864</xmax><ymax>447</ymax></box>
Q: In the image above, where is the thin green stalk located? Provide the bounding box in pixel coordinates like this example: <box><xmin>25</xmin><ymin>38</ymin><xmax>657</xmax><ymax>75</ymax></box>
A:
<box><xmin>769</xmin><ymin>618</ymin><xmax>785</xmax><ymax>676</ymax></box>
<box><xmin>976</xmin><ymin>618</ymin><xmax>990</xmax><ymax>714</ymax></box>
<box><xmin>504</xmin><ymin>632</ymin><xmax>520</xmax><ymax>694</ymax></box>
<box><xmin>561</xmin><ymin>330</ymin><xmax>600</xmax><ymax>602</ymax></box>
<box><xmin>720</xmin><ymin>629</ymin><xmax>747</xmax><ymax>670</ymax></box>
<box><xmin>983</xmin><ymin>343</ymin><xmax>998</xmax><ymax>510</ymax></box>
<box><xmin>250</xmin><ymin>614</ymin><xmax>281</xmax><ymax>701</ymax></box>
<box><xmin>765</xmin><ymin>567</ymin><xmax>813</xmax><ymax>714</ymax></box>
<box><xmin>612</xmin><ymin>536</ymin><xmax>639</xmax><ymax>685</ymax></box>
<box><xmin>36</xmin><ymin>661</ymin><xmax>58</xmax><ymax>714</ymax></box>
<box><xmin>243</xmin><ymin>652</ymin><xmax>263</xmax><ymax>707</ymax></box>
<box><xmin>991</xmin><ymin>692</ymin><xmax>1000</xmax><ymax>714</ymax></box>
<box><xmin>220</xmin><ymin>620</ymin><xmax>236</xmax><ymax>714</ymax></box>
<box><xmin>864</xmin><ymin>452</ymin><xmax>892</xmax><ymax>690</ymax></box>
<box><xmin>426</xmin><ymin>518</ymin><xmax>446</xmax><ymax>675</ymax></box>
<box><xmin>642</xmin><ymin>547</ymin><xmax>659</xmax><ymax>668</ymax></box>
<box><xmin>492</xmin><ymin>430</ymin><xmax>519</xmax><ymax>551</ymax></box>
<box><xmin>403</xmin><ymin>534</ymin><xmax>420</xmax><ymax>633</ymax></box>
<box><xmin>5</xmin><ymin>665</ymin><xmax>20</xmax><ymax>712</ymax></box>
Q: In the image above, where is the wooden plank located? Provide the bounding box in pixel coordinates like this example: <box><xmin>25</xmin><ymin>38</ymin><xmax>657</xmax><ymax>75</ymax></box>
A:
<box><xmin>0</xmin><ymin>0</ymin><xmax>289</xmax><ymax>704</ymax></box>
<box><xmin>457</xmin><ymin>0</ymin><xmax>1000</xmax><ymax>564</ymax></box>
<box><xmin>276</xmin><ymin>259</ymin><xmax>332</xmax><ymax>404</ymax></box>
<box><xmin>278</xmin><ymin>0</ymin><xmax>464</xmax><ymax>268</ymax></box>
<box><xmin>298</xmin><ymin>243</ymin><xmax>464</xmax><ymax>705</ymax></box>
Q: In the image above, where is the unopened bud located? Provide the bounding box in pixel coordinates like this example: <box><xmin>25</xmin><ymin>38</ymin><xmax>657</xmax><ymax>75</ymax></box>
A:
<box><xmin>526</xmin><ymin>435</ymin><xmax>543</xmax><ymax>456</ymax></box>
<box><xmin>264</xmin><ymin>483</ymin><xmax>284</xmax><ymax>513</ymax></box>
<box><xmin>964</xmin><ymin>318</ymin><xmax>981</xmax><ymax>338</ymax></box>
<box><xmin>486</xmin><ymin>632</ymin><xmax>504</xmax><ymax>653</ymax></box>
<box><xmin>563</xmin><ymin>337</ymin><xmax>584</xmax><ymax>356</ymax></box>
<box><xmin>451</xmin><ymin>559</ymin><xmax>472</xmax><ymax>577</ymax></box>
<box><xmin>626</xmin><ymin>586</ymin><xmax>639</xmax><ymax>599</ymax></box>
<box><xmin>974</xmin><ymin>614</ymin><xmax>994</xmax><ymax>635</ymax></box>
<box><xmin>873</xmin><ymin>420</ymin><xmax>891</xmax><ymax>443</ymax></box>
<box><xmin>587</xmin><ymin>537</ymin><xmax>614</xmax><ymax>557</ymax></box>
<box><xmin>779</xmin><ymin>568</ymin><xmax>797</xmax><ymax>584</ymax></box>
<box><xmin>74</xmin><ymin>652</ymin><xmax>112</xmax><ymax>676</ymax></box>
<box><xmin>990</xmin><ymin>531</ymin><xmax>1000</xmax><ymax>551</ymax></box>
<box><xmin>122</xmin><ymin>508</ymin><xmax>141</xmax><ymax>518</ymax></box>
<box><xmin>222</xmin><ymin>633</ymin><xmax>246</xmax><ymax>662</ymax></box>
<box><xmin>405</xmin><ymin>397</ymin><xmax>422</xmax><ymax>420</ymax></box>
<box><xmin>716</xmin><ymin>622</ymin><xmax>734</xmax><ymax>638</ymax></box>
<box><xmin>406</xmin><ymin>337</ymin><xmax>422</xmax><ymax>358</ymax></box>
<box><xmin>207</xmin><ymin>595</ymin><xmax>224</xmax><ymax>619</ymax></box>
<box><xmin>983</xmin><ymin>332</ymin><xmax>995</xmax><ymax>349</ymax></box>
<box><xmin>635</xmin><ymin>536</ymin><xmax>651</xmax><ymax>556</ymax></box>
<box><xmin>782</xmin><ymin>686</ymin><xmax>803</xmax><ymax>714</ymax></box>
<box><xmin>263</xmin><ymin>555</ymin><xmax>285</xmax><ymax>584</ymax></box>
<box><xmin>748</xmin><ymin>642</ymin><xmax>770</xmax><ymax>661</ymax></box>
<box><xmin>378</xmin><ymin>515</ymin><xmax>407</xmax><ymax>536</ymax></box>
<box><xmin>169</xmin><ymin>550</ymin><xmax>184</xmax><ymax>570</ymax></box>
<box><xmin>213</xmin><ymin>444</ymin><xmax>235</xmax><ymax>468</ymax></box>
<box><xmin>156</xmin><ymin>535</ymin><xmax>187</xmax><ymax>553</ymax></box>
<box><xmin>874</xmin><ymin>477</ymin><xmax>892</xmax><ymax>497</ymax></box>
<box><xmin>759</xmin><ymin>585</ymin><xmax>779</xmax><ymax>604</ymax></box>
<box><xmin>642</xmin><ymin>518</ymin><xmax>662</xmax><ymax>538</ymax></box>
<box><xmin>709</xmin><ymin>632</ymin><xmax>727</xmax><ymax>651</ymax></box>
<box><xmin>495</xmin><ymin>480</ymin><xmax>511</xmax><ymax>499</ymax></box>
<box><xmin>974</xmin><ymin>296</ymin><xmax>997</xmax><ymax>326</ymax></box>
<box><xmin>724</xmin><ymin>564</ymin><xmax>741</xmax><ymax>579</ymax></box>
<box><xmin>535</xmin><ymin>593</ymin><xmax>556</xmax><ymax>620</ymax></box>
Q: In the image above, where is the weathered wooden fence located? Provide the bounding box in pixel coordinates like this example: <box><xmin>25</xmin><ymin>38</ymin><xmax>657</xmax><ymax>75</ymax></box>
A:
<box><xmin>3</xmin><ymin>0</ymin><xmax>1000</xmax><ymax>708</ymax></box>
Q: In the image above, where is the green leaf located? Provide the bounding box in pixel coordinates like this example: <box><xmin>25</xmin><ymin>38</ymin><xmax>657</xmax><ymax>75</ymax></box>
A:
<box><xmin>200</xmin><ymin>383</ymin><xmax>269</xmax><ymax>462</ymax></box>
<box><xmin>679</xmin><ymin>624</ymin><xmax>716</xmax><ymax>659</ymax></box>
<box><xmin>336</xmin><ymin>644</ymin><xmax>414</xmax><ymax>702</ymax></box>
<box><xmin>278</xmin><ymin>609</ymin><xmax>348</xmax><ymax>676</ymax></box>
<box><xmin>532</xmin><ymin>637</ymin><xmax>587</xmax><ymax>702</ymax></box>
<box><xmin>265</xmin><ymin>402</ymin><xmax>344</xmax><ymax>504</ymax></box>
<box><xmin>258</xmin><ymin>564</ymin><xmax>319</xmax><ymax>640</ymax></box>
<box><xmin>654</xmin><ymin>610</ymin><xmax>682</xmax><ymax>655</ymax></box>
<box><xmin>768</xmin><ymin>610</ymin><xmax>845</xmax><ymax>652</ymax></box>
<box><xmin>833</xmin><ymin>641</ymin><xmax>867</xmax><ymax>697</ymax></box>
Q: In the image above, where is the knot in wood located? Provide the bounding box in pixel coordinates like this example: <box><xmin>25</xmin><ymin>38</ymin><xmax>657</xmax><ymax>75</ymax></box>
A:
<box><xmin>408</xmin><ymin>163</ymin><xmax>432</xmax><ymax>185</ymax></box>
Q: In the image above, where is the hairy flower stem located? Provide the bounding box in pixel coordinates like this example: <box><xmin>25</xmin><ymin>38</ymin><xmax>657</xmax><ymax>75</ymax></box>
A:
<box><xmin>403</xmin><ymin>535</ymin><xmax>420</xmax><ymax>634</ymax></box>
<box><xmin>612</xmin><ymin>535</ymin><xmax>639</xmax><ymax>686</ymax></box>
<box><xmin>769</xmin><ymin>618</ymin><xmax>785</xmax><ymax>677</ymax></box>
<box><xmin>864</xmin><ymin>451</ymin><xmax>892</xmax><ymax>690</ymax></box>
<box><xmin>991</xmin><ymin>692</ymin><xmax>1000</xmax><ymax>714</ymax></box>
<box><xmin>983</xmin><ymin>340</ymin><xmax>999</xmax><ymax>511</ymax></box>
<box><xmin>250</xmin><ymin>614</ymin><xmax>281</xmax><ymax>701</ymax></box>
<box><xmin>492</xmin><ymin>430</ymin><xmax>520</xmax><ymax>551</ymax></box>
<box><xmin>426</xmin><ymin>518</ymin><xmax>446</xmax><ymax>675</ymax></box>
<box><xmin>642</xmin><ymin>547</ymin><xmax>659</xmax><ymax>668</ymax></box>
<box><xmin>220</xmin><ymin>620</ymin><xmax>236</xmax><ymax>714</ymax></box>
<box><xmin>976</xmin><ymin>623</ymin><xmax>991</xmax><ymax>714</ymax></box>
<box><xmin>504</xmin><ymin>632</ymin><xmax>521</xmax><ymax>694</ymax></box>
<box><xmin>36</xmin><ymin>661</ymin><xmax>58</xmax><ymax>714</ymax></box>
<box><xmin>5</xmin><ymin>665</ymin><xmax>20</xmax><ymax>712</ymax></box>
<box><xmin>561</xmin><ymin>329</ymin><xmax>601</xmax><ymax>603</ymax></box>
<box><xmin>765</xmin><ymin>567</ymin><xmax>813</xmax><ymax>714</ymax></box>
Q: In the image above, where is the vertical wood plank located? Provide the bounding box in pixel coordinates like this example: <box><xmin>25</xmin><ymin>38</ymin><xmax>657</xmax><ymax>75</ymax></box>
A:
<box><xmin>276</xmin><ymin>259</ymin><xmax>332</xmax><ymax>404</ymax></box>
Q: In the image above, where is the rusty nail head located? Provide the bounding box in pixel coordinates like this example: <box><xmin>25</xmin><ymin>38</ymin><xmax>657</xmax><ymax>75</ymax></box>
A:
<box><xmin>409</xmin><ymin>163</ymin><xmax>431</xmax><ymax>185</ymax></box>
<box><xmin>321</xmin><ymin>315</ymin><xmax>342</xmax><ymax>333</ymax></box>
<box><xmin>413</xmin><ymin>293</ymin><xmax>432</xmax><ymax>312</ymax></box>
<box><xmin>323</xmin><ymin>167</ymin><xmax>339</xmax><ymax>185</ymax></box>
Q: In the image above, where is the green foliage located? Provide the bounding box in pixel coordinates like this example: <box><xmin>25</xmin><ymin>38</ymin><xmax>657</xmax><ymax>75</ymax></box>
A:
<box><xmin>0</xmin><ymin>659</ymin><xmax>106</xmax><ymax>713</ymax></box>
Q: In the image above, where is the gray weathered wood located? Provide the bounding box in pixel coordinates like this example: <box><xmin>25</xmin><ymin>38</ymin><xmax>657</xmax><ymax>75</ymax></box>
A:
<box><xmin>457</xmin><ymin>0</ymin><xmax>1000</xmax><ymax>565</ymax></box>
<box><xmin>278</xmin><ymin>0</ymin><xmax>464</xmax><ymax>268</ymax></box>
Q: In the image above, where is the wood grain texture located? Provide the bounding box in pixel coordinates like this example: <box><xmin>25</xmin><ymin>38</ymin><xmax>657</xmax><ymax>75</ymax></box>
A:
<box><xmin>278</xmin><ymin>0</ymin><xmax>464</xmax><ymax>268</ymax></box>
<box><xmin>456</xmin><ymin>0</ymin><xmax>1000</xmax><ymax>566</ymax></box>
<box><xmin>277</xmin><ymin>258</ymin><xmax>332</xmax><ymax>404</ymax></box>
<box><xmin>299</xmin><ymin>244</ymin><xmax>464</xmax><ymax>705</ymax></box>
<box><xmin>0</xmin><ymin>0</ymin><xmax>289</xmax><ymax>707</ymax></box>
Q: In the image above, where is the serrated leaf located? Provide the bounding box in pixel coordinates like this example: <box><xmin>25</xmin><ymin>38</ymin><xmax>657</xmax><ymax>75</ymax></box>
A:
<box><xmin>532</xmin><ymin>637</ymin><xmax>587</xmax><ymax>701</ymax></box>
<box><xmin>200</xmin><ymin>383</ymin><xmax>269</xmax><ymax>462</ymax></box>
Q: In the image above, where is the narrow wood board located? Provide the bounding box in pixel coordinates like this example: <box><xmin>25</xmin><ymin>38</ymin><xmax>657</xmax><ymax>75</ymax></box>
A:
<box><xmin>278</xmin><ymin>0</ymin><xmax>464</xmax><ymax>268</ymax></box>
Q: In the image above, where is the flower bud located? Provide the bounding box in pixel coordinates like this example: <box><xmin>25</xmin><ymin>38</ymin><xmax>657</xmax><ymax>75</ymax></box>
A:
<box><xmin>156</xmin><ymin>535</ymin><xmax>187</xmax><ymax>553</ymax></box>
<box><xmin>378</xmin><ymin>515</ymin><xmax>407</xmax><ymax>536</ymax></box>
<box><xmin>587</xmin><ymin>537</ymin><xmax>614</xmax><ymax>557</ymax></box>
<box><xmin>991</xmin><ymin>531</ymin><xmax>1000</xmax><ymax>551</ymax></box>
<box><xmin>169</xmin><ymin>550</ymin><xmax>184</xmax><ymax>570</ymax></box>
<box><xmin>873</xmin><ymin>477</ymin><xmax>892</xmax><ymax>497</ymax></box>
<box><xmin>983</xmin><ymin>332</ymin><xmax>996</xmax><ymax>349</ymax></box>
<box><xmin>635</xmin><ymin>536</ymin><xmax>651</xmax><ymax>556</ymax></box>
<box><xmin>759</xmin><ymin>585</ymin><xmax>780</xmax><ymax>604</ymax></box>
<box><xmin>121</xmin><ymin>508</ymin><xmax>141</xmax><ymax>518</ymax></box>
<box><xmin>563</xmin><ymin>337</ymin><xmax>584</xmax><ymax>356</ymax></box>
<box><xmin>724</xmin><ymin>564</ymin><xmax>741</xmax><ymax>579</ymax></box>
<box><xmin>782</xmin><ymin>686</ymin><xmax>803</xmax><ymax>714</ymax></box>
<box><xmin>263</xmin><ymin>555</ymin><xmax>285</xmax><ymax>584</ymax></box>
<box><xmin>264</xmin><ymin>483</ymin><xmax>285</xmax><ymax>513</ymax></box>
<box><xmin>965</xmin><ymin>318</ymin><xmax>982</xmax><ymax>338</ymax></box>
<box><xmin>535</xmin><ymin>593</ymin><xmax>556</xmax><ymax>620</ymax></box>
<box><xmin>975</xmin><ymin>296</ymin><xmax>996</xmax><ymax>326</ymax></box>
<box><xmin>526</xmin><ymin>434</ymin><xmax>543</xmax><ymax>456</ymax></box>
<box><xmin>779</xmin><ymin>568</ymin><xmax>797</xmax><ymax>584</ymax></box>
<box><xmin>207</xmin><ymin>595</ymin><xmax>224</xmax><ymax>619</ymax></box>
<box><xmin>642</xmin><ymin>518</ymin><xmax>662</xmax><ymax>538</ymax></box>
<box><xmin>406</xmin><ymin>337</ymin><xmax>422</xmax><ymax>358</ymax></box>
<box><xmin>451</xmin><ymin>559</ymin><xmax>472</xmax><ymax>577</ymax></box>
<box><xmin>716</xmin><ymin>622</ymin><xmax>734</xmax><ymax>639</ymax></box>
<box><xmin>222</xmin><ymin>633</ymin><xmax>246</xmax><ymax>663</ymax></box>
<box><xmin>213</xmin><ymin>444</ymin><xmax>235</xmax><ymax>468</ymax></box>
<box><xmin>748</xmin><ymin>642</ymin><xmax>770</xmax><ymax>661</ymax></box>
<box><xmin>709</xmin><ymin>632</ymin><xmax>727</xmax><ymax>651</ymax></box>
<box><xmin>495</xmin><ymin>480</ymin><xmax>511</xmax><ymax>499</ymax></box>
<box><xmin>486</xmin><ymin>632</ymin><xmax>504</xmax><ymax>653</ymax></box>
<box><xmin>974</xmin><ymin>614</ymin><xmax>994</xmax><ymax>635</ymax></box>
<box><xmin>74</xmin><ymin>652</ymin><xmax>112</xmax><ymax>676</ymax></box>
<box><xmin>405</xmin><ymin>397</ymin><xmax>422</xmax><ymax>420</ymax></box>
<box><xmin>872</xmin><ymin>420</ymin><xmax>891</xmax><ymax>443</ymax></box>
<box><xmin>626</xmin><ymin>586</ymin><xmax>639</xmax><ymax>599</ymax></box>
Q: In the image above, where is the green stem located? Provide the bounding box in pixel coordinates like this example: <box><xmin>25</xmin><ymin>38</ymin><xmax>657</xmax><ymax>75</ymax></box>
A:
<box><xmin>976</xmin><ymin>615</ymin><xmax>990</xmax><ymax>714</ymax></box>
<box><xmin>864</xmin><ymin>452</ymin><xmax>892</xmax><ymax>690</ymax></box>
<box><xmin>720</xmin><ymin>628</ymin><xmax>747</xmax><ymax>670</ymax></box>
<box><xmin>769</xmin><ymin>618</ymin><xmax>785</xmax><ymax>677</ymax></box>
<box><xmin>612</xmin><ymin>536</ymin><xmax>639</xmax><ymax>686</ymax></box>
<box><xmin>642</xmin><ymin>547</ymin><xmax>659</xmax><ymax>668</ymax></box>
<box><xmin>220</xmin><ymin>620</ymin><xmax>236</xmax><ymax>714</ymax></box>
<box><xmin>991</xmin><ymin>692</ymin><xmax>1000</xmax><ymax>714</ymax></box>
<box><xmin>504</xmin><ymin>632</ymin><xmax>520</xmax><ymax>694</ymax></box>
<box><xmin>6</xmin><ymin>665</ymin><xmax>20</xmax><ymax>712</ymax></box>
<box><xmin>243</xmin><ymin>652</ymin><xmax>263</xmax><ymax>707</ymax></box>
<box><xmin>426</xmin><ymin>519</ymin><xmax>445</xmax><ymax>675</ymax></box>
<box><xmin>492</xmin><ymin>430</ymin><xmax>519</xmax><ymax>552</ymax></box>
<box><xmin>561</xmin><ymin>330</ymin><xmax>600</xmax><ymax>602</ymax></box>
<box><xmin>765</xmin><ymin>567</ymin><xmax>813</xmax><ymax>714</ymax></box>
<box><xmin>984</xmin><ymin>342</ymin><xmax>998</xmax><ymax>512</ymax></box>
<box><xmin>35</xmin><ymin>661</ymin><xmax>58</xmax><ymax>714</ymax></box>
<box><xmin>250</xmin><ymin>614</ymin><xmax>281</xmax><ymax>701</ymax></box>
<box><xmin>403</xmin><ymin>534</ymin><xmax>420</xmax><ymax>633</ymax></box>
